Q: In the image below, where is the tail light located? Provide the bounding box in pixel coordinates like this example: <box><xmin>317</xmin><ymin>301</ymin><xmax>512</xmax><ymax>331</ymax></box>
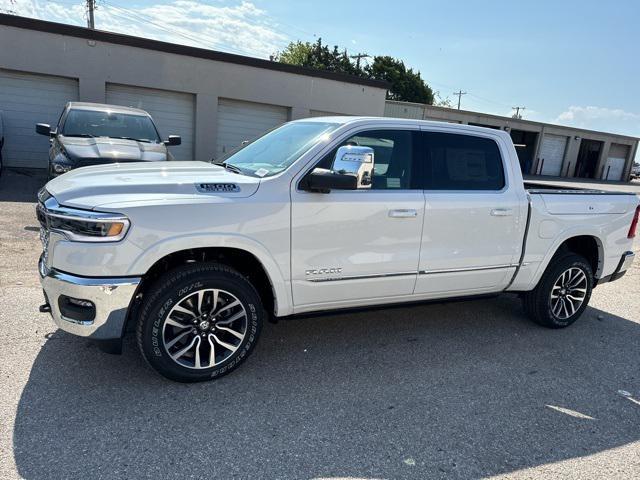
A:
<box><xmin>629</xmin><ymin>205</ymin><xmax>640</xmax><ymax>239</ymax></box>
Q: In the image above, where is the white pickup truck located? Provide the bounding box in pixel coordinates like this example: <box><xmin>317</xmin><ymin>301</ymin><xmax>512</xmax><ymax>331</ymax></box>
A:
<box><xmin>37</xmin><ymin>117</ymin><xmax>639</xmax><ymax>382</ymax></box>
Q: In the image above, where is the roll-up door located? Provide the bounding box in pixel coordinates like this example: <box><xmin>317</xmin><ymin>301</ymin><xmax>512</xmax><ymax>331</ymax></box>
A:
<box><xmin>538</xmin><ymin>134</ymin><xmax>568</xmax><ymax>176</ymax></box>
<box><xmin>106</xmin><ymin>84</ymin><xmax>195</xmax><ymax>160</ymax></box>
<box><xmin>216</xmin><ymin>98</ymin><xmax>288</xmax><ymax>158</ymax></box>
<box><xmin>0</xmin><ymin>69</ymin><xmax>78</xmax><ymax>168</ymax></box>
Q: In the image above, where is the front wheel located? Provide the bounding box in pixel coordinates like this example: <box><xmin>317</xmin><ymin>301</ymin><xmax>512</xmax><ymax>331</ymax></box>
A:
<box><xmin>522</xmin><ymin>253</ymin><xmax>593</xmax><ymax>328</ymax></box>
<box><xmin>137</xmin><ymin>263</ymin><xmax>264</xmax><ymax>382</ymax></box>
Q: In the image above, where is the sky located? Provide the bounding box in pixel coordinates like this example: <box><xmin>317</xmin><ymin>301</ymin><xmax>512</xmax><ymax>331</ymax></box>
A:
<box><xmin>1</xmin><ymin>0</ymin><xmax>639</xmax><ymax>149</ymax></box>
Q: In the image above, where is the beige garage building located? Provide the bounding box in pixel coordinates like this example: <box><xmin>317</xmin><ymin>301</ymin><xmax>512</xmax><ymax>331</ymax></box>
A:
<box><xmin>1</xmin><ymin>13</ymin><xmax>637</xmax><ymax>182</ymax></box>
<box><xmin>0</xmin><ymin>14</ymin><xmax>387</xmax><ymax>170</ymax></box>
<box><xmin>385</xmin><ymin>101</ymin><xmax>639</xmax><ymax>182</ymax></box>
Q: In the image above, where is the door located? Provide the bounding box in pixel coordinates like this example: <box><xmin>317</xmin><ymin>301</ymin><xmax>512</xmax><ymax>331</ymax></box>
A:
<box><xmin>291</xmin><ymin>128</ymin><xmax>424</xmax><ymax>308</ymax></box>
<box><xmin>538</xmin><ymin>134</ymin><xmax>567</xmax><ymax>176</ymax></box>
<box><xmin>106</xmin><ymin>84</ymin><xmax>195</xmax><ymax>160</ymax></box>
<box><xmin>575</xmin><ymin>139</ymin><xmax>602</xmax><ymax>178</ymax></box>
<box><xmin>0</xmin><ymin>69</ymin><xmax>78</xmax><ymax>168</ymax></box>
<box><xmin>602</xmin><ymin>143</ymin><xmax>629</xmax><ymax>180</ymax></box>
<box><xmin>216</xmin><ymin>98</ymin><xmax>288</xmax><ymax>159</ymax></box>
<box><xmin>414</xmin><ymin>131</ymin><xmax>523</xmax><ymax>296</ymax></box>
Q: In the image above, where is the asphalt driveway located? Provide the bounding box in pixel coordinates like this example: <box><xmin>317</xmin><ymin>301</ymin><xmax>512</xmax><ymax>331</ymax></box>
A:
<box><xmin>1</xmin><ymin>169</ymin><xmax>639</xmax><ymax>479</ymax></box>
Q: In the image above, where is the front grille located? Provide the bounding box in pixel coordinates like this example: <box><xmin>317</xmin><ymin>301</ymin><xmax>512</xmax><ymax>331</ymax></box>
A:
<box><xmin>36</xmin><ymin>203</ymin><xmax>48</xmax><ymax>228</ymax></box>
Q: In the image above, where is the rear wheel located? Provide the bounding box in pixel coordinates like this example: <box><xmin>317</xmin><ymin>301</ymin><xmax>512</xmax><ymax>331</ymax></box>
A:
<box><xmin>137</xmin><ymin>262</ymin><xmax>264</xmax><ymax>382</ymax></box>
<box><xmin>522</xmin><ymin>253</ymin><xmax>593</xmax><ymax>328</ymax></box>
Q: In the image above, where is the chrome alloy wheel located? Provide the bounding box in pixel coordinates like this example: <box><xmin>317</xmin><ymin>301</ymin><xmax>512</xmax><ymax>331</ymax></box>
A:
<box><xmin>162</xmin><ymin>288</ymin><xmax>248</xmax><ymax>369</ymax></box>
<box><xmin>550</xmin><ymin>267</ymin><xmax>588</xmax><ymax>320</ymax></box>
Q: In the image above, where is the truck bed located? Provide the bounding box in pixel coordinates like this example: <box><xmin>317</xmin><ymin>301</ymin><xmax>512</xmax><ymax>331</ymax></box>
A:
<box><xmin>524</xmin><ymin>181</ymin><xmax>637</xmax><ymax>196</ymax></box>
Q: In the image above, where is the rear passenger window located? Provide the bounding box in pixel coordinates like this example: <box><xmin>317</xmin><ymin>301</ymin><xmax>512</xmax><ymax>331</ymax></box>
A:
<box><xmin>421</xmin><ymin>132</ymin><xmax>505</xmax><ymax>190</ymax></box>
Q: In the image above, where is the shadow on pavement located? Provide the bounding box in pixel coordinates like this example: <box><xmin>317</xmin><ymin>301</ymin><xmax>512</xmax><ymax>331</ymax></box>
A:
<box><xmin>12</xmin><ymin>296</ymin><xmax>640</xmax><ymax>479</ymax></box>
<box><xmin>0</xmin><ymin>169</ymin><xmax>46</xmax><ymax>203</ymax></box>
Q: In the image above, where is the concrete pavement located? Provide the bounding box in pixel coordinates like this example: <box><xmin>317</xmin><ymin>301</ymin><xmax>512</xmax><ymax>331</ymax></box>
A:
<box><xmin>0</xmin><ymin>170</ymin><xmax>639</xmax><ymax>479</ymax></box>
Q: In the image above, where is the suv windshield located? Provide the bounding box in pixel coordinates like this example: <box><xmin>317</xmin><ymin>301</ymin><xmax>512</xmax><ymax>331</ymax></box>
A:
<box><xmin>62</xmin><ymin>109</ymin><xmax>161</xmax><ymax>143</ymax></box>
<box><xmin>219</xmin><ymin>121</ymin><xmax>340</xmax><ymax>177</ymax></box>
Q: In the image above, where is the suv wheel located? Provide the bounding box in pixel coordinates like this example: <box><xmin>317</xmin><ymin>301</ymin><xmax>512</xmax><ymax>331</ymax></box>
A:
<box><xmin>522</xmin><ymin>253</ymin><xmax>593</xmax><ymax>328</ymax></box>
<box><xmin>137</xmin><ymin>262</ymin><xmax>264</xmax><ymax>382</ymax></box>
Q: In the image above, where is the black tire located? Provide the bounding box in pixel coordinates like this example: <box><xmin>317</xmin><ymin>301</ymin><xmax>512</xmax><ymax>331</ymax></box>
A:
<box><xmin>137</xmin><ymin>262</ymin><xmax>264</xmax><ymax>382</ymax></box>
<box><xmin>522</xmin><ymin>253</ymin><xmax>593</xmax><ymax>328</ymax></box>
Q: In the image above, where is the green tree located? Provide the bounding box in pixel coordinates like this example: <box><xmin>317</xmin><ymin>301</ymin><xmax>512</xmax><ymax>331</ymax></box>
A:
<box><xmin>276</xmin><ymin>40</ymin><xmax>434</xmax><ymax>104</ymax></box>
<box><xmin>365</xmin><ymin>56</ymin><xmax>434</xmax><ymax>104</ymax></box>
<box><xmin>277</xmin><ymin>41</ymin><xmax>313</xmax><ymax>66</ymax></box>
<box><xmin>276</xmin><ymin>39</ymin><xmax>360</xmax><ymax>76</ymax></box>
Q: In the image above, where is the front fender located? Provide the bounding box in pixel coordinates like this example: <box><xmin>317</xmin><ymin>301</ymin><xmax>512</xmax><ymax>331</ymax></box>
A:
<box><xmin>127</xmin><ymin>233</ymin><xmax>294</xmax><ymax>317</ymax></box>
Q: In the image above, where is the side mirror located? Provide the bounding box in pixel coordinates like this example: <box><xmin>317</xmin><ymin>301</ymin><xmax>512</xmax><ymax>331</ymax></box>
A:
<box><xmin>36</xmin><ymin>123</ymin><xmax>52</xmax><ymax>136</ymax></box>
<box><xmin>164</xmin><ymin>135</ymin><xmax>181</xmax><ymax>146</ymax></box>
<box><xmin>332</xmin><ymin>145</ymin><xmax>374</xmax><ymax>189</ymax></box>
<box><xmin>303</xmin><ymin>168</ymin><xmax>358</xmax><ymax>193</ymax></box>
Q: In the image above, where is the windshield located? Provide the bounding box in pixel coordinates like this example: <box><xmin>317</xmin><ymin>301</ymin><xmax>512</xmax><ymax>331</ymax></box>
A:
<box><xmin>62</xmin><ymin>109</ymin><xmax>161</xmax><ymax>143</ymax></box>
<box><xmin>220</xmin><ymin>121</ymin><xmax>340</xmax><ymax>177</ymax></box>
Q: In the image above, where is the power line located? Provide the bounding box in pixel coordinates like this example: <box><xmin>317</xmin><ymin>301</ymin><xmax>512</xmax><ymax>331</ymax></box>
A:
<box><xmin>101</xmin><ymin>2</ymin><xmax>263</xmax><ymax>58</ymax></box>
<box><xmin>104</xmin><ymin>3</ymin><xmax>252</xmax><ymax>55</ymax></box>
<box><xmin>467</xmin><ymin>92</ymin><xmax>513</xmax><ymax>110</ymax></box>
<box><xmin>453</xmin><ymin>90</ymin><xmax>467</xmax><ymax>110</ymax></box>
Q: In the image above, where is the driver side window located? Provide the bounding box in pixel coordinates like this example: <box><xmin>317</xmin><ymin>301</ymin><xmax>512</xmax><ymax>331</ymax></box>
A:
<box><xmin>317</xmin><ymin>129</ymin><xmax>416</xmax><ymax>189</ymax></box>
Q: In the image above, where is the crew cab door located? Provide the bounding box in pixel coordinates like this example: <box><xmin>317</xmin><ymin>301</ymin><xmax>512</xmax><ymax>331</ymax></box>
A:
<box><xmin>414</xmin><ymin>129</ymin><xmax>523</xmax><ymax>295</ymax></box>
<box><xmin>291</xmin><ymin>128</ymin><xmax>424</xmax><ymax>309</ymax></box>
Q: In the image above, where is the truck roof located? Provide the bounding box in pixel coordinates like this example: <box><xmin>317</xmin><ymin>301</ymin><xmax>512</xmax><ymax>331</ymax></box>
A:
<box><xmin>297</xmin><ymin>115</ymin><xmax>512</xmax><ymax>137</ymax></box>
<box><xmin>66</xmin><ymin>102</ymin><xmax>150</xmax><ymax>116</ymax></box>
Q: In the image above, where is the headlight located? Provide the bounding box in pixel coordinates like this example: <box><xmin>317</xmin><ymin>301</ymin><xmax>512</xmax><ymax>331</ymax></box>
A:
<box><xmin>53</xmin><ymin>164</ymin><xmax>72</xmax><ymax>174</ymax></box>
<box><xmin>38</xmin><ymin>192</ymin><xmax>130</xmax><ymax>242</ymax></box>
<box><xmin>48</xmin><ymin>214</ymin><xmax>130</xmax><ymax>241</ymax></box>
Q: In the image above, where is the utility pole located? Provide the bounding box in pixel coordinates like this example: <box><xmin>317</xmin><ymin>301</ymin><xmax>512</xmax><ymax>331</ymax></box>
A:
<box><xmin>350</xmin><ymin>53</ymin><xmax>370</xmax><ymax>70</ymax></box>
<box><xmin>453</xmin><ymin>90</ymin><xmax>467</xmax><ymax>110</ymax></box>
<box><xmin>512</xmin><ymin>106</ymin><xmax>526</xmax><ymax>119</ymax></box>
<box><xmin>86</xmin><ymin>0</ymin><xmax>96</xmax><ymax>29</ymax></box>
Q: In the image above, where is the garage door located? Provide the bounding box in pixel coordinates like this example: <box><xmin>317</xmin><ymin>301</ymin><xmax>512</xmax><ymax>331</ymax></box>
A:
<box><xmin>106</xmin><ymin>84</ymin><xmax>195</xmax><ymax>161</ymax></box>
<box><xmin>0</xmin><ymin>69</ymin><xmax>78</xmax><ymax>168</ymax></box>
<box><xmin>602</xmin><ymin>143</ymin><xmax>629</xmax><ymax>180</ymax></box>
<box><xmin>216</xmin><ymin>99</ymin><xmax>288</xmax><ymax>158</ymax></box>
<box><xmin>538</xmin><ymin>134</ymin><xmax>567</xmax><ymax>176</ymax></box>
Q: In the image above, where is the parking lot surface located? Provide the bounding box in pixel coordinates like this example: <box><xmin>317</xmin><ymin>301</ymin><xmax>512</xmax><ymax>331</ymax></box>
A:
<box><xmin>0</xmin><ymin>169</ymin><xmax>639</xmax><ymax>479</ymax></box>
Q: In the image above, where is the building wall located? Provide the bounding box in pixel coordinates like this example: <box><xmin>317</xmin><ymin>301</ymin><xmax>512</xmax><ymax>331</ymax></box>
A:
<box><xmin>385</xmin><ymin>100</ymin><xmax>639</xmax><ymax>181</ymax></box>
<box><xmin>0</xmin><ymin>23</ymin><xmax>387</xmax><ymax>167</ymax></box>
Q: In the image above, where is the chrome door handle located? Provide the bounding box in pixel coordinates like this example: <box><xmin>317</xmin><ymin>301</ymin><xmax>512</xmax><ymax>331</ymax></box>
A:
<box><xmin>490</xmin><ymin>208</ymin><xmax>513</xmax><ymax>217</ymax></box>
<box><xmin>389</xmin><ymin>209</ymin><xmax>418</xmax><ymax>218</ymax></box>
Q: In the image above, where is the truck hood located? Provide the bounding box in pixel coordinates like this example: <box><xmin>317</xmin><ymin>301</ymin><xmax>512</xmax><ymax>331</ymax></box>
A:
<box><xmin>45</xmin><ymin>161</ymin><xmax>261</xmax><ymax>209</ymax></box>
<box><xmin>60</xmin><ymin>136</ymin><xmax>167</xmax><ymax>163</ymax></box>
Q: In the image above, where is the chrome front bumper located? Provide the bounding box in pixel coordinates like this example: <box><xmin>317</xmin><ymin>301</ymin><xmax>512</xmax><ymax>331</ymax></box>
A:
<box><xmin>39</xmin><ymin>257</ymin><xmax>141</xmax><ymax>340</ymax></box>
